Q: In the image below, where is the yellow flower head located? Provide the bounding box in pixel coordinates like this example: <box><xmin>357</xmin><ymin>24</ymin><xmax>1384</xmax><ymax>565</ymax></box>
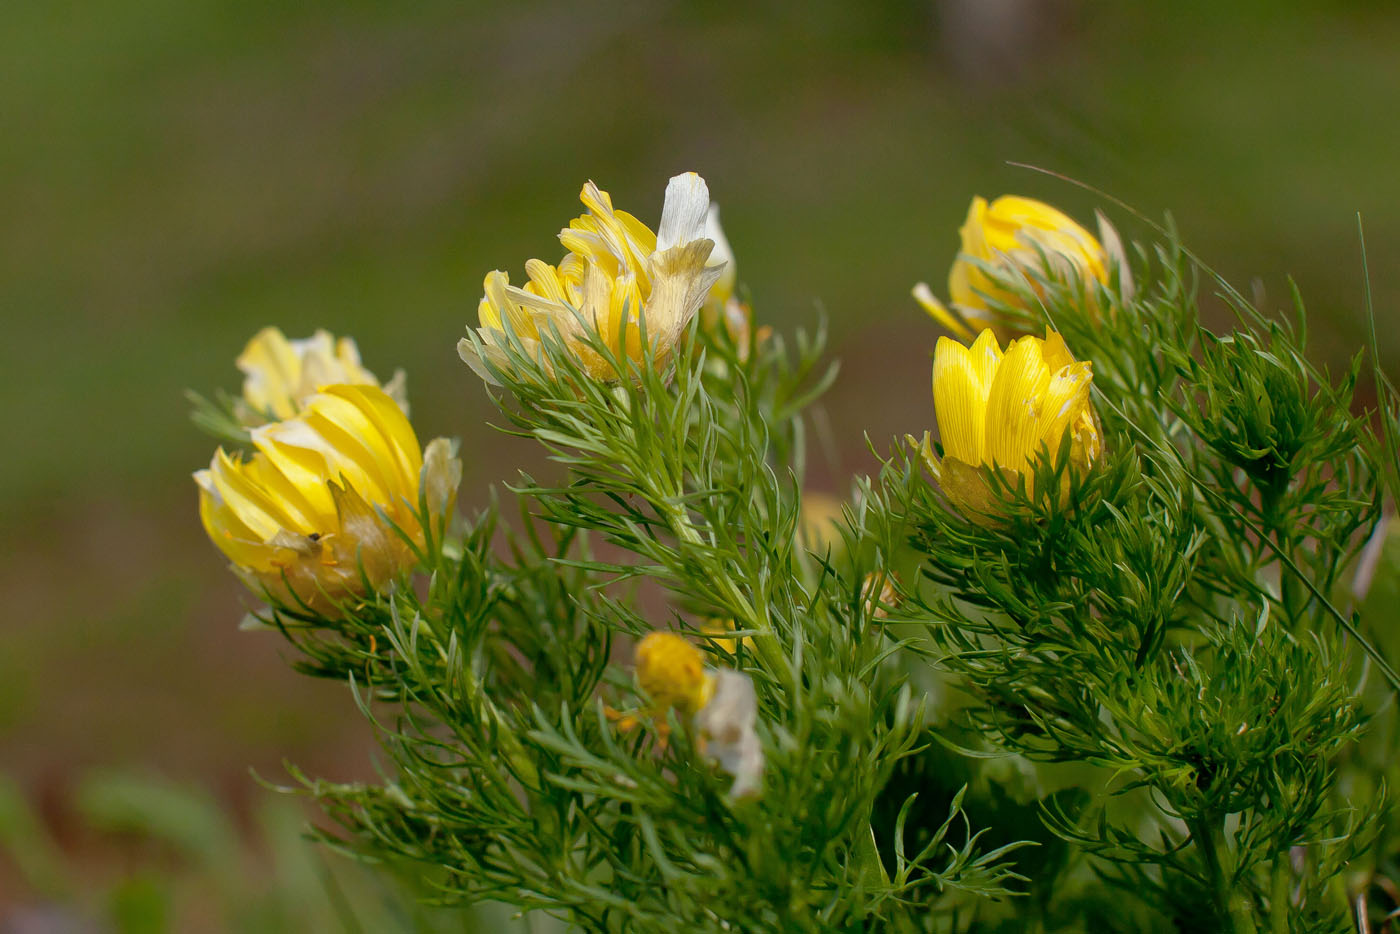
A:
<box><xmin>459</xmin><ymin>173</ymin><xmax>724</xmax><ymax>383</ymax></box>
<box><xmin>194</xmin><ymin>384</ymin><xmax>460</xmax><ymax>615</ymax></box>
<box><xmin>635</xmin><ymin>632</ymin><xmax>715</xmax><ymax>716</ymax></box>
<box><xmin>918</xmin><ymin>328</ymin><xmax>1102</xmax><ymax>518</ymax></box>
<box><xmin>236</xmin><ymin>326</ymin><xmax>407</xmax><ymax>424</ymax></box>
<box><xmin>914</xmin><ymin>195</ymin><xmax>1110</xmax><ymax>341</ymax></box>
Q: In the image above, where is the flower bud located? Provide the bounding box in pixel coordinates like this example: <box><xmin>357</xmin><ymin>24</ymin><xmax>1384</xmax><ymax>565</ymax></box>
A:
<box><xmin>194</xmin><ymin>384</ymin><xmax>459</xmax><ymax>616</ymax></box>
<box><xmin>635</xmin><ymin>632</ymin><xmax>714</xmax><ymax>715</ymax></box>
<box><xmin>916</xmin><ymin>328</ymin><xmax>1102</xmax><ymax>519</ymax></box>
<box><xmin>915</xmin><ymin>195</ymin><xmax>1112</xmax><ymax>340</ymax></box>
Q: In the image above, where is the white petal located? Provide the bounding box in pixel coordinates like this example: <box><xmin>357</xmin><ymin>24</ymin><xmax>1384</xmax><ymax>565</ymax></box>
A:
<box><xmin>656</xmin><ymin>172</ymin><xmax>710</xmax><ymax>252</ymax></box>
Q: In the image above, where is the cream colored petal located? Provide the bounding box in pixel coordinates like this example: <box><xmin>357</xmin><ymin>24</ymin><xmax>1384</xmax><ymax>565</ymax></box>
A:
<box><xmin>1096</xmin><ymin>209</ymin><xmax>1134</xmax><ymax>301</ymax></box>
<box><xmin>656</xmin><ymin>172</ymin><xmax>710</xmax><ymax>251</ymax></box>
<box><xmin>237</xmin><ymin>326</ymin><xmax>301</xmax><ymax>418</ymax></box>
<box><xmin>421</xmin><ymin>437</ymin><xmax>461</xmax><ymax>522</ymax></box>
<box><xmin>648</xmin><ymin>240</ymin><xmax>719</xmax><ymax>350</ymax></box>
<box><xmin>694</xmin><ymin>669</ymin><xmax>763</xmax><ymax>799</ymax></box>
<box><xmin>704</xmin><ymin>204</ymin><xmax>736</xmax><ymax>304</ymax></box>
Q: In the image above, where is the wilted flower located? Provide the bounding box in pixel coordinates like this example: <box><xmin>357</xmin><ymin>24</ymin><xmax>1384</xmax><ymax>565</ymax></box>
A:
<box><xmin>236</xmin><ymin>326</ymin><xmax>407</xmax><ymax>424</ymax></box>
<box><xmin>635</xmin><ymin>632</ymin><xmax>714</xmax><ymax>715</ymax></box>
<box><xmin>913</xmin><ymin>328</ymin><xmax>1102</xmax><ymax>518</ymax></box>
<box><xmin>914</xmin><ymin>195</ymin><xmax>1118</xmax><ymax>340</ymax></box>
<box><xmin>632</xmin><ymin>632</ymin><xmax>764</xmax><ymax>798</ymax></box>
<box><xmin>694</xmin><ymin>669</ymin><xmax>764</xmax><ymax>799</ymax></box>
<box><xmin>697</xmin><ymin>206</ymin><xmax>772</xmax><ymax>363</ymax></box>
<box><xmin>458</xmin><ymin>173</ymin><xmax>723</xmax><ymax>383</ymax></box>
<box><xmin>195</xmin><ymin>384</ymin><xmax>460</xmax><ymax>616</ymax></box>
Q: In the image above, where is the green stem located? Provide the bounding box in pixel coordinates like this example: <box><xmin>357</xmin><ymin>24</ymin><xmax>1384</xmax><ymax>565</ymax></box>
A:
<box><xmin>1192</xmin><ymin>815</ymin><xmax>1256</xmax><ymax>934</ymax></box>
<box><xmin>659</xmin><ymin>496</ymin><xmax>788</xmax><ymax>677</ymax></box>
<box><xmin>1270</xmin><ymin>851</ymin><xmax>1292</xmax><ymax>934</ymax></box>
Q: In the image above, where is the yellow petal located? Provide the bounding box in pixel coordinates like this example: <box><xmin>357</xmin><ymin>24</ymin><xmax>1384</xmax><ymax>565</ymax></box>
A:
<box><xmin>983</xmin><ymin>335</ymin><xmax>1053</xmax><ymax>473</ymax></box>
<box><xmin>913</xmin><ymin>282</ymin><xmax>974</xmax><ymax>340</ymax></box>
<box><xmin>932</xmin><ymin>336</ymin><xmax>988</xmax><ymax>464</ymax></box>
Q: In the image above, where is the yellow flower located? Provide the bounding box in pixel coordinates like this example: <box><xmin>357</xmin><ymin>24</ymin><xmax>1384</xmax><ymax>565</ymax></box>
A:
<box><xmin>458</xmin><ymin>173</ymin><xmax>723</xmax><ymax>383</ymax></box>
<box><xmin>632</xmin><ymin>631</ymin><xmax>764</xmax><ymax>798</ymax></box>
<box><xmin>235</xmin><ymin>326</ymin><xmax>406</xmax><ymax>424</ymax></box>
<box><xmin>700</xmin><ymin>617</ymin><xmax>756</xmax><ymax>659</ymax></box>
<box><xmin>635</xmin><ymin>632</ymin><xmax>714</xmax><ymax>716</ymax></box>
<box><xmin>194</xmin><ymin>384</ymin><xmax>460</xmax><ymax>616</ymax></box>
<box><xmin>914</xmin><ymin>328</ymin><xmax>1102</xmax><ymax>518</ymax></box>
<box><xmin>914</xmin><ymin>195</ymin><xmax>1112</xmax><ymax>341</ymax></box>
<box><xmin>799</xmin><ymin>491</ymin><xmax>846</xmax><ymax>554</ymax></box>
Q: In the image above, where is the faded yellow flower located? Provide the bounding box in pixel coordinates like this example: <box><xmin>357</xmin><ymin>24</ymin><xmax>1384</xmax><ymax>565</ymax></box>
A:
<box><xmin>631</xmin><ymin>631</ymin><xmax>764</xmax><ymax>798</ymax></box>
<box><xmin>694</xmin><ymin>669</ymin><xmax>764</xmax><ymax>799</ymax></box>
<box><xmin>195</xmin><ymin>384</ymin><xmax>460</xmax><ymax>616</ymax></box>
<box><xmin>859</xmin><ymin>571</ymin><xmax>900</xmax><ymax>620</ymax></box>
<box><xmin>914</xmin><ymin>195</ymin><xmax>1114</xmax><ymax>341</ymax></box>
<box><xmin>799</xmin><ymin>492</ymin><xmax>846</xmax><ymax>554</ymax></box>
<box><xmin>913</xmin><ymin>328</ymin><xmax>1102</xmax><ymax>518</ymax></box>
<box><xmin>236</xmin><ymin>326</ymin><xmax>406</xmax><ymax>424</ymax></box>
<box><xmin>458</xmin><ymin>173</ymin><xmax>723</xmax><ymax>383</ymax></box>
<box><xmin>635</xmin><ymin>632</ymin><xmax>714</xmax><ymax>716</ymax></box>
<box><xmin>700</xmin><ymin>618</ymin><xmax>756</xmax><ymax>659</ymax></box>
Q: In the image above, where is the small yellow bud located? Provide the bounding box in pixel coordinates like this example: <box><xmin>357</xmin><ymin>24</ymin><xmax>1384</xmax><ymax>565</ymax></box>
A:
<box><xmin>915</xmin><ymin>195</ymin><xmax>1110</xmax><ymax>341</ymax></box>
<box><xmin>635</xmin><ymin>632</ymin><xmax>714</xmax><ymax>715</ymax></box>
<box><xmin>459</xmin><ymin>173</ymin><xmax>723</xmax><ymax>384</ymax></box>
<box><xmin>923</xmin><ymin>328</ymin><xmax>1101</xmax><ymax>519</ymax></box>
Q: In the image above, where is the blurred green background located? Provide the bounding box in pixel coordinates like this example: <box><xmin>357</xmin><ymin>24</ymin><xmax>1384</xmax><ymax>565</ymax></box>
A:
<box><xmin>3</xmin><ymin>0</ymin><xmax>1398</xmax><ymax>927</ymax></box>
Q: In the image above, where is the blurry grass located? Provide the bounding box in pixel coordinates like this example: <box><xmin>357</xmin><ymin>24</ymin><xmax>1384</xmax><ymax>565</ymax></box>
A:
<box><xmin>0</xmin><ymin>768</ymin><xmax>548</xmax><ymax>932</ymax></box>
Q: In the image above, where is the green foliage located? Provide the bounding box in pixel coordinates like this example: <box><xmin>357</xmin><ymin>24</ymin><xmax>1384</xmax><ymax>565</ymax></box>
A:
<box><xmin>190</xmin><ymin>216</ymin><xmax>1399</xmax><ymax>932</ymax></box>
<box><xmin>868</xmin><ymin>227</ymin><xmax>1385</xmax><ymax>931</ymax></box>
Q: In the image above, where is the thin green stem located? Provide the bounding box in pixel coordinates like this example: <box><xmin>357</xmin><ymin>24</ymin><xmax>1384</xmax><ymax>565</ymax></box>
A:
<box><xmin>1191</xmin><ymin>815</ymin><xmax>1255</xmax><ymax>934</ymax></box>
<box><xmin>1270</xmin><ymin>851</ymin><xmax>1292</xmax><ymax>934</ymax></box>
<box><xmin>657</xmin><ymin>496</ymin><xmax>788</xmax><ymax>678</ymax></box>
